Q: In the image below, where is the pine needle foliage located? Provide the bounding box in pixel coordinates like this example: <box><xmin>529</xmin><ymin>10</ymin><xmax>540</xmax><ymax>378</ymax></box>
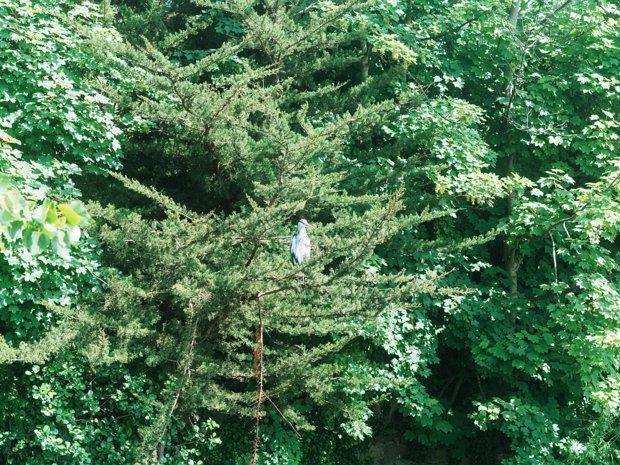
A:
<box><xmin>86</xmin><ymin>0</ymin><xmax>470</xmax><ymax>460</ymax></box>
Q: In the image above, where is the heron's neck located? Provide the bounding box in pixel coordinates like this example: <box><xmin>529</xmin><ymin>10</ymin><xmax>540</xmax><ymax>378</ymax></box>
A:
<box><xmin>298</xmin><ymin>226</ymin><xmax>308</xmax><ymax>235</ymax></box>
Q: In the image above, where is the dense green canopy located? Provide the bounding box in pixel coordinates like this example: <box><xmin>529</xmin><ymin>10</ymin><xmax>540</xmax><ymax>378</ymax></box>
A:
<box><xmin>0</xmin><ymin>1</ymin><xmax>618</xmax><ymax>464</ymax></box>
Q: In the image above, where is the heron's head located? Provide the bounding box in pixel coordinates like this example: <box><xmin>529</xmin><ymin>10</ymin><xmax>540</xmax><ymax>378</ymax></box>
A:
<box><xmin>298</xmin><ymin>218</ymin><xmax>311</xmax><ymax>229</ymax></box>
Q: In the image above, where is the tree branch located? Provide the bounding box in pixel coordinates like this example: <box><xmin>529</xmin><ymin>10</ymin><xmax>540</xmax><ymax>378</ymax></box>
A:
<box><xmin>249</xmin><ymin>298</ymin><xmax>265</xmax><ymax>465</ymax></box>
<box><xmin>419</xmin><ymin>15</ymin><xmax>482</xmax><ymax>41</ymax></box>
<box><xmin>155</xmin><ymin>301</ymin><xmax>199</xmax><ymax>461</ymax></box>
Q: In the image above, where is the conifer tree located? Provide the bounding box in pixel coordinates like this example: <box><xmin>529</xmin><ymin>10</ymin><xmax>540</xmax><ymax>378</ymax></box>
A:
<box><xmin>85</xmin><ymin>1</ymin><xmax>491</xmax><ymax>461</ymax></box>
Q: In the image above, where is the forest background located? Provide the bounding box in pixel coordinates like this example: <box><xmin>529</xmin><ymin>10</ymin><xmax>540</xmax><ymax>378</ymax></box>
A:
<box><xmin>0</xmin><ymin>0</ymin><xmax>618</xmax><ymax>464</ymax></box>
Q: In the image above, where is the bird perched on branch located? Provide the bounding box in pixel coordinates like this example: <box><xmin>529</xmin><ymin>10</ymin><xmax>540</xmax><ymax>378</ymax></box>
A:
<box><xmin>290</xmin><ymin>218</ymin><xmax>312</xmax><ymax>265</ymax></box>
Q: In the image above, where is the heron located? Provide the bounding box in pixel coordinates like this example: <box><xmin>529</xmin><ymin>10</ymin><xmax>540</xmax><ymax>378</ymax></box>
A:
<box><xmin>290</xmin><ymin>218</ymin><xmax>312</xmax><ymax>265</ymax></box>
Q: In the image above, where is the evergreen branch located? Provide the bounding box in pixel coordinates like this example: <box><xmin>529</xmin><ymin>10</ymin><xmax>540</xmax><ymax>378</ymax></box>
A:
<box><xmin>234</xmin><ymin>235</ymin><xmax>290</xmax><ymax>242</ymax></box>
<box><xmin>0</xmin><ymin>322</ymin><xmax>78</xmax><ymax>364</ymax></box>
<box><xmin>169</xmin><ymin>80</ymin><xmax>201</xmax><ymax>121</ymax></box>
<box><xmin>257</xmin><ymin>287</ymin><xmax>290</xmax><ymax>299</ymax></box>
<box><xmin>283</xmin><ymin>1</ymin><xmax>369</xmax><ymax>54</ymax></box>
<box><xmin>209</xmin><ymin>82</ymin><xmax>251</xmax><ymax>126</ymax></box>
<box><xmin>329</xmin><ymin>194</ymin><xmax>403</xmax><ymax>282</ymax></box>
<box><xmin>245</xmin><ymin>242</ymin><xmax>262</xmax><ymax>267</ymax></box>
<box><xmin>152</xmin><ymin>302</ymin><xmax>199</xmax><ymax>462</ymax></box>
<box><xmin>239</xmin><ymin>16</ymin><xmax>277</xmax><ymax>65</ymax></box>
<box><xmin>280</xmin><ymin>309</ymin><xmax>382</xmax><ymax>319</ymax></box>
<box><xmin>105</xmin><ymin>170</ymin><xmax>198</xmax><ymax>221</ymax></box>
<box><xmin>265</xmin><ymin>396</ymin><xmax>302</xmax><ymax>441</ymax></box>
<box><xmin>264</xmin><ymin>271</ymin><xmax>307</xmax><ymax>282</ymax></box>
<box><xmin>159</xmin><ymin>15</ymin><xmax>214</xmax><ymax>52</ymax></box>
<box><xmin>244</xmin><ymin>224</ymin><xmax>285</xmax><ymax>267</ymax></box>
<box><xmin>405</xmin><ymin>227</ymin><xmax>503</xmax><ymax>253</ymax></box>
<box><xmin>291</xmin><ymin>1</ymin><xmax>322</xmax><ymax>17</ymax></box>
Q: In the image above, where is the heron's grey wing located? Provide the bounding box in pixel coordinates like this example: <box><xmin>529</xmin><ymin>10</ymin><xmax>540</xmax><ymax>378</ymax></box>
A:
<box><xmin>302</xmin><ymin>236</ymin><xmax>311</xmax><ymax>262</ymax></box>
<box><xmin>290</xmin><ymin>232</ymin><xmax>299</xmax><ymax>264</ymax></box>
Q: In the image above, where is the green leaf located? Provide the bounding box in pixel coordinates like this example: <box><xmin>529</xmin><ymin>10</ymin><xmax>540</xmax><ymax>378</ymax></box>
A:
<box><xmin>0</xmin><ymin>129</ymin><xmax>21</xmax><ymax>145</ymax></box>
<box><xmin>58</xmin><ymin>203</ymin><xmax>82</xmax><ymax>226</ymax></box>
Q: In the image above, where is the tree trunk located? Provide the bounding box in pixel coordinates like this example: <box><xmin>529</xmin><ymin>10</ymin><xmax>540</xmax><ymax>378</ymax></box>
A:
<box><xmin>503</xmin><ymin>0</ymin><xmax>521</xmax><ymax>303</ymax></box>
